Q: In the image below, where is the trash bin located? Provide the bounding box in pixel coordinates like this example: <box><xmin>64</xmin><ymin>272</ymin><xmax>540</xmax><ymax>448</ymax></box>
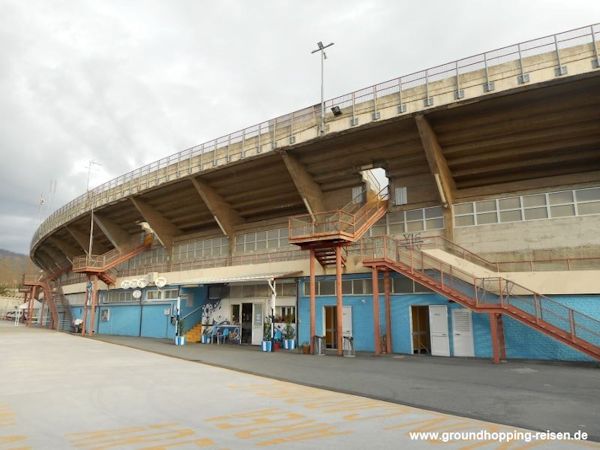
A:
<box><xmin>343</xmin><ymin>336</ymin><xmax>355</xmax><ymax>357</ymax></box>
<box><xmin>313</xmin><ymin>335</ymin><xmax>325</xmax><ymax>356</ymax></box>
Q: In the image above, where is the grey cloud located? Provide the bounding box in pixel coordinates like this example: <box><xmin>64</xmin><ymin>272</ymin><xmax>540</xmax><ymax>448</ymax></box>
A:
<box><xmin>0</xmin><ymin>0</ymin><xmax>598</xmax><ymax>254</ymax></box>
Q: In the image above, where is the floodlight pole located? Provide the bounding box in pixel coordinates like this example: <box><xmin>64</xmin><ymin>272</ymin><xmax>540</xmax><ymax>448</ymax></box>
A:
<box><xmin>86</xmin><ymin>160</ymin><xmax>101</xmax><ymax>256</ymax></box>
<box><xmin>311</xmin><ymin>41</ymin><xmax>334</xmax><ymax>135</ymax></box>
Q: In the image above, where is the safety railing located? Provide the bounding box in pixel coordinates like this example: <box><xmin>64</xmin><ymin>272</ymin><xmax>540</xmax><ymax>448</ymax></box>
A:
<box><xmin>495</xmin><ymin>257</ymin><xmax>600</xmax><ymax>272</ymax></box>
<box><xmin>170</xmin><ymin>248</ymin><xmax>308</xmax><ymax>273</ymax></box>
<box><xmin>289</xmin><ymin>186</ymin><xmax>388</xmax><ymax>241</ymax></box>
<box><xmin>362</xmin><ymin>235</ymin><xmax>483</xmax><ymax>303</ymax></box>
<box><xmin>31</xmin><ymin>24</ymin><xmax>600</xmax><ymax>252</ymax></box>
<box><xmin>363</xmin><ymin>235</ymin><xmax>600</xmax><ymax>350</ymax></box>
<box><xmin>180</xmin><ymin>305</ymin><xmax>204</xmax><ymax>335</ymax></box>
<box><xmin>72</xmin><ymin>241</ymin><xmax>148</xmax><ymax>272</ymax></box>
<box><xmin>419</xmin><ymin>236</ymin><xmax>500</xmax><ymax>272</ymax></box>
<box><xmin>476</xmin><ymin>277</ymin><xmax>600</xmax><ymax>348</ymax></box>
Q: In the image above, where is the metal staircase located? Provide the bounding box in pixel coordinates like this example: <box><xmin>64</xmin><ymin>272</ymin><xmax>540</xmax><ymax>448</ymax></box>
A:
<box><xmin>289</xmin><ymin>186</ymin><xmax>388</xmax><ymax>267</ymax></box>
<box><xmin>53</xmin><ymin>282</ymin><xmax>74</xmax><ymax>331</ymax></box>
<box><xmin>362</xmin><ymin>235</ymin><xmax>600</xmax><ymax>361</ymax></box>
<box><xmin>72</xmin><ymin>235</ymin><xmax>153</xmax><ymax>283</ymax></box>
<box><xmin>22</xmin><ymin>265</ymin><xmax>69</xmax><ymax>330</ymax></box>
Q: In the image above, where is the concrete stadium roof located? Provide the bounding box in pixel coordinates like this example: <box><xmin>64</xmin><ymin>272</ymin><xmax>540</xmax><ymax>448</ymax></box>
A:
<box><xmin>31</xmin><ymin>24</ymin><xmax>600</xmax><ymax>270</ymax></box>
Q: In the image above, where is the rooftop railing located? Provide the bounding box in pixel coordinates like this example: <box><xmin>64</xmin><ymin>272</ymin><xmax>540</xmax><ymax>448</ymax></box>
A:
<box><xmin>31</xmin><ymin>24</ymin><xmax>600</xmax><ymax>253</ymax></box>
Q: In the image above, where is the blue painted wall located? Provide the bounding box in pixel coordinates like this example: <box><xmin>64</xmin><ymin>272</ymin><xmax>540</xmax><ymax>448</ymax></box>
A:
<box><xmin>298</xmin><ymin>275</ymin><xmax>599</xmax><ymax>361</ymax></box>
<box><xmin>97</xmin><ymin>305</ymin><xmax>141</xmax><ymax>336</ymax></box>
<box><xmin>75</xmin><ymin>285</ymin><xmax>208</xmax><ymax>339</ymax></box>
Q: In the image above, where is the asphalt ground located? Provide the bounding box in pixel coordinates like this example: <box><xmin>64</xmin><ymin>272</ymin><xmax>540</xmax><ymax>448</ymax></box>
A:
<box><xmin>91</xmin><ymin>332</ymin><xmax>600</xmax><ymax>441</ymax></box>
<box><xmin>0</xmin><ymin>322</ymin><xmax>598</xmax><ymax>449</ymax></box>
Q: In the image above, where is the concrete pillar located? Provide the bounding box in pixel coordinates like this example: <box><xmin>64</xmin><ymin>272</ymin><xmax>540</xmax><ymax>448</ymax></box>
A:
<box><xmin>490</xmin><ymin>312</ymin><xmax>506</xmax><ymax>364</ymax></box>
<box><xmin>81</xmin><ymin>277</ymin><xmax>90</xmax><ymax>336</ymax></box>
<box><xmin>372</xmin><ymin>267</ymin><xmax>381</xmax><ymax>355</ymax></box>
<box><xmin>309</xmin><ymin>249</ymin><xmax>316</xmax><ymax>354</ymax></box>
<box><xmin>335</xmin><ymin>246</ymin><xmax>343</xmax><ymax>356</ymax></box>
<box><xmin>88</xmin><ymin>275</ymin><xmax>99</xmax><ymax>335</ymax></box>
<box><xmin>384</xmin><ymin>270</ymin><xmax>392</xmax><ymax>353</ymax></box>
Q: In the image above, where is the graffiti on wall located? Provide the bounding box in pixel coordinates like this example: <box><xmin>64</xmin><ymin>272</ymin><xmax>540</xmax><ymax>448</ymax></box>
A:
<box><xmin>400</xmin><ymin>232</ymin><xmax>423</xmax><ymax>250</ymax></box>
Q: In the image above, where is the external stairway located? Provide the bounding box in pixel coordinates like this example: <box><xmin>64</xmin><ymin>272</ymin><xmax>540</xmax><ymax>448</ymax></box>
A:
<box><xmin>185</xmin><ymin>323</ymin><xmax>203</xmax><ymax>343</ymax></box>
<box><xmin>362</xmin><ymin>235</ymin><xmax>600</xmax><ymax>361</ymax></box>
<box><xmin>72</xmin><ymin>234</ymin><xmax>153</xmax><ymax>285</ymax></box>
<box><xmin>22</xmin><ymin>263</ymin><xmax>71</xmax><ymax>330</ymax></box>
<box><xmin>289</xmin><ymin>186</ymin><xmax>388</xmax><ymax>267</ymax></box>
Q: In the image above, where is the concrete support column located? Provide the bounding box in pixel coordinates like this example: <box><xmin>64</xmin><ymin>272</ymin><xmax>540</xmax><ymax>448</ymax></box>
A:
<box><xmin>335</xmin><ymin>246</ymin><xmax>343</xmax><ymax>356</ymax></box>
<box><xmin>82</xmin><ymin>276</ymin><xmax>90</xmax><ymax>336</ymax></box>
<box><xmin>384</xmin><ymin>270</ymin><xmax>392</xmax><ymax>354</ymax></box>
<box><xmin>40</xmin><ymin>297</ymin><xmax>46</xmax><ymax>328</ymax></box>
<box><xmin>372</xmin><ymin>267</ymin><xmax>381</xmax><ymax>355</ymax></box>
<box><xmin>88</xmin><ymin>275</ymin><xmax>99</xmax><ymax>335</ymax></box>
<box><xmin>489</xmin><ymin>312</ymin><xmax>506</xmax><ymax>364</ymax></box>
<box><xmin>309</xmin><ymin>249</ymin><xmax>316</xmax><ymax>355</ymax></box>
<box><xmin>27</xmin><ymin>289</ymin><xmax>34</xmax><ymax>327</ymax></box>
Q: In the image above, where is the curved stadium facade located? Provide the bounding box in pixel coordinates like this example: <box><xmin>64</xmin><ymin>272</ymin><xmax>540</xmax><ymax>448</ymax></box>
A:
<box><xmin>24</xmin><ymin>24</ymin><xmax>600</xmax><ymax>362</ymax></box>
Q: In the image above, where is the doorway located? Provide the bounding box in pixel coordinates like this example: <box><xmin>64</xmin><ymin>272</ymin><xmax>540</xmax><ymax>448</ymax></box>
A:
<box><xmin>324</xmin><ymin>306</ymin><xmax>337</xmax><ymax>348</ymax></box>
<box><xmin>241</xmin><ymin>303</ymin><xmax>253</xmax><ymax>344</ymax></box>
<box><xmin>452</xmin><ymin>309</ymin><xmax>474</xmax><ymax>357</ymax></box>
<box><xmin>429</xmin><ymin>305</ymin><xmax>450</xmax><ymax>356</ymax></box>
<box><xmin>411</xmin><ymin>305</ymin><xmax>431</xmax><ymax>354</ymax></box>
<box><xmin>323</xmin><ymin>306</ymin><xmax>353</xmax><ymax>349</ymax></box>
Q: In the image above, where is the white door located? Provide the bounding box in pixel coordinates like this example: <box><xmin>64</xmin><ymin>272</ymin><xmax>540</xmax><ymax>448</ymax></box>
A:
<box><xmin>429</xmin><ymin>305</ymin><xmax>450</xmax><ymax>356</ymax></box>
<box><xmin>251</xmin><ymin>303</ymin><xmax>263</xmax><ymax>345</ymax></box>
<box><xmin>342</xmin><ymin>306</ymin><xmax>352</xmax><ymax>337</ymax></box>
<box><xmin>452</xmin><ymin>309</ymin><xmax>475</xmax><ymax>357</ymax></box>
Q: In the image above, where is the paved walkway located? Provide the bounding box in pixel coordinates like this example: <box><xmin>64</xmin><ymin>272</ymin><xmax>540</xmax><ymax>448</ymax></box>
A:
<box><xmin>90</xmin><ymin>332</ymin><xmax>600</xmax><ymax>441</ymax></box>
<box><xmin>1</xmin><ymin>323</ymin><xmax>598</xmax><ymax>449</ymax></box>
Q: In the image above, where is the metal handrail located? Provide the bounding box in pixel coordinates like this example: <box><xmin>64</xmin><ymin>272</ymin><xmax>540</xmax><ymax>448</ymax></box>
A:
<box><xmin>363</xmin><ymin>235</ymin><xmax>600</xmax><ymax>348</ymax></box>
<box><xmin>31</xmin><ymin>24</ymin><xmax>600</xmax><ymax>253</ymax></box>
<box><xmin>289</xmin><ymin>186</ymin><xmax>388</xmax><ymax>240</ymax></box>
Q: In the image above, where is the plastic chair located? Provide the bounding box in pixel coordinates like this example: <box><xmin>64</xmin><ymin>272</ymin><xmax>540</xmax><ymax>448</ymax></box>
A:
<box><xmin>217</xmin><ymin>327</ymin><xmax>230</xmax><ymax>344</ymax></box>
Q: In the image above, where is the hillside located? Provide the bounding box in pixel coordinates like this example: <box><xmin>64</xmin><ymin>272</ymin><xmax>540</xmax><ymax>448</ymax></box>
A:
<box><xmin>0</xmin><ymin>249</ymin><xmax>34</xmax><ymax>287</ymax></box>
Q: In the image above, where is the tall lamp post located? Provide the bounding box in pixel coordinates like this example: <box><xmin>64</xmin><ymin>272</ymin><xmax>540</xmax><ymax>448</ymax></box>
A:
<box><xmin>311</xmin><ymin>41</ymin><xmax>334</xmax><ymax>135</ymax></box>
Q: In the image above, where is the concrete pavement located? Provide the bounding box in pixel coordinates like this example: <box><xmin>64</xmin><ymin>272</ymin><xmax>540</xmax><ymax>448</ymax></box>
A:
<box><xmin>0</xmin><ymin>322</ymin><xmax>597</xmax><ymax>449</ymax></box>
<box><xmin>91</xmin><ymin>332</ymin><xmax>600</xmax><ymax>441</ymax></box>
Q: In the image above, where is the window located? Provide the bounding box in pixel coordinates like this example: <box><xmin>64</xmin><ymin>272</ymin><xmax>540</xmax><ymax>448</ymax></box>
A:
<box><xmin>319</xmin><ymin>280</ymin><xmax>335</xmax><ymax>296</ymax></box>
<box><xmin>103</xmin><ymin>290</ymin><xmax>136</xmax><ymax>304</ymax></box>
<box><xmin>393</xmin><ymin>276</ymin><xmax>414</xmax><ymax>293</ymax></box>
<box><xmin>145</xmin><ymin>289</ymin><xmax>179</xmax><ymax>302</ymax></box>
<box><xmin>172</xmin><ymin>236</ymin><xmax>229</xmax><ymax>263</ymax></box>
<box><xmin>454</xmin><ymin>186</ymin><xmax>600</xmax><ymax>228</ymax></box>
<box><xmin>394</xmin><ymin>186</ymin><xmax>408</xmax><ymax>206</ymax></box>
<box><xmin>352</xmin><ymin>186</ymin><xmax>365</xmax><ymax>204</ymax></box>
<box><xmin>235</xmin><ymin>228</ymin><xmax>291</xmax><ymax>254</ymax></box>
<box><xmin>377</xmin><ymin>206</ymin><xmax>444</xmax><ymax>237</ymax></box>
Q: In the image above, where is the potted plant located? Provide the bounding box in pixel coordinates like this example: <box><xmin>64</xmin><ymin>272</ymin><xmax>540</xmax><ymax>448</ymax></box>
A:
<box><xmin>283</xmin><ymin>316</ymin><xmax>295</xmax><ymax>350</ymax></box>
<box><xmin>175</xmin><ymin>318</ymin><xmax>186</xmax><ymax>346</ymax></box>
<box><xmin>262</xmin><ymin>318</ymin><xmax>272</xmax><ymax>352</ymax></box>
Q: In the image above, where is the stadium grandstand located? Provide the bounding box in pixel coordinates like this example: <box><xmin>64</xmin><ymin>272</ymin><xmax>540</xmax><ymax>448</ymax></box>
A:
<box><xmin>23</xmin><ymin>24</ymin><xmax>600</xmax><ymax>363</ymax></box>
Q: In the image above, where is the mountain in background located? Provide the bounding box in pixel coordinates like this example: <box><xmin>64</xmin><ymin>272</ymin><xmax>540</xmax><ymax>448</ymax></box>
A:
<box><xmin>0</xmin><ymin>249</ymin><xmax>35</xmax><ymax>287</ymax></box>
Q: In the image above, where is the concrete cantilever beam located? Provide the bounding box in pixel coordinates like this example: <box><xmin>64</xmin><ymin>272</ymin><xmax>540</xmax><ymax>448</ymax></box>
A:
<box><xmin>415</xmin><ymin>114</ymin><xmax>457</xmax><ymax>208</ymax></box>
<box><xmin>93</xmin><ymin>213</ymin><xmax>132</xmax><ymax>253</ymax></box>
<box><xmin>66</xmin><ymin>226</ymin><xmax>90</xmax><ymax>255</ymax></box>
<box><xmin>280</xmin><ymin>152</ymin><xmax>326</xmax><ymax>220</ymax></box>
<box><xmin>130</xmin><ymin>197</ymin><xmax>180</xmax><ymax>251</ymax></box>
<box><xmin>191</xmin><ymin>177</ymin><xmax>243</xmax><ymax>238</ymax></box>
<box><xmin>48</xmin><ymin>236</ymin><xmax>81</xmax><ymax>261</ymax></box>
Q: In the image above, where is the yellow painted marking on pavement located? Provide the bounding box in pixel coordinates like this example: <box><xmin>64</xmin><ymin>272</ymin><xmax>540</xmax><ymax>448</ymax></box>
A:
<box><xmin>0</xmin><ymin>434</ymin><xmax>28</xmax><ymax>445</ymax></box>
<box><xmin>66</xmin><ymin>423</ymin><xmax>215</xmax><ymax>449</ymax></box>
<box><xmin>386</xmin><ymin>415</ymin><xmax>484</xmax><ymax>433</ymax></box>
<box><xmin>0</xmin><ymin>405</ymin><xmax>16</xmax><ymax>427</ymax></box>
<box><xmin>206</xmin><ymin>407</ymin><xmax>347</xmax><ymax>447</ymax></box>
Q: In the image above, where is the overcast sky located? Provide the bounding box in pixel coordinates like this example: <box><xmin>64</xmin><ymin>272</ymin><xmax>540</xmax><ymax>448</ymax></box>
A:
<box><xmin>0</xmin><ymin>0</ymin><xmax>598</xmax><ymax>255</ymax></box>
